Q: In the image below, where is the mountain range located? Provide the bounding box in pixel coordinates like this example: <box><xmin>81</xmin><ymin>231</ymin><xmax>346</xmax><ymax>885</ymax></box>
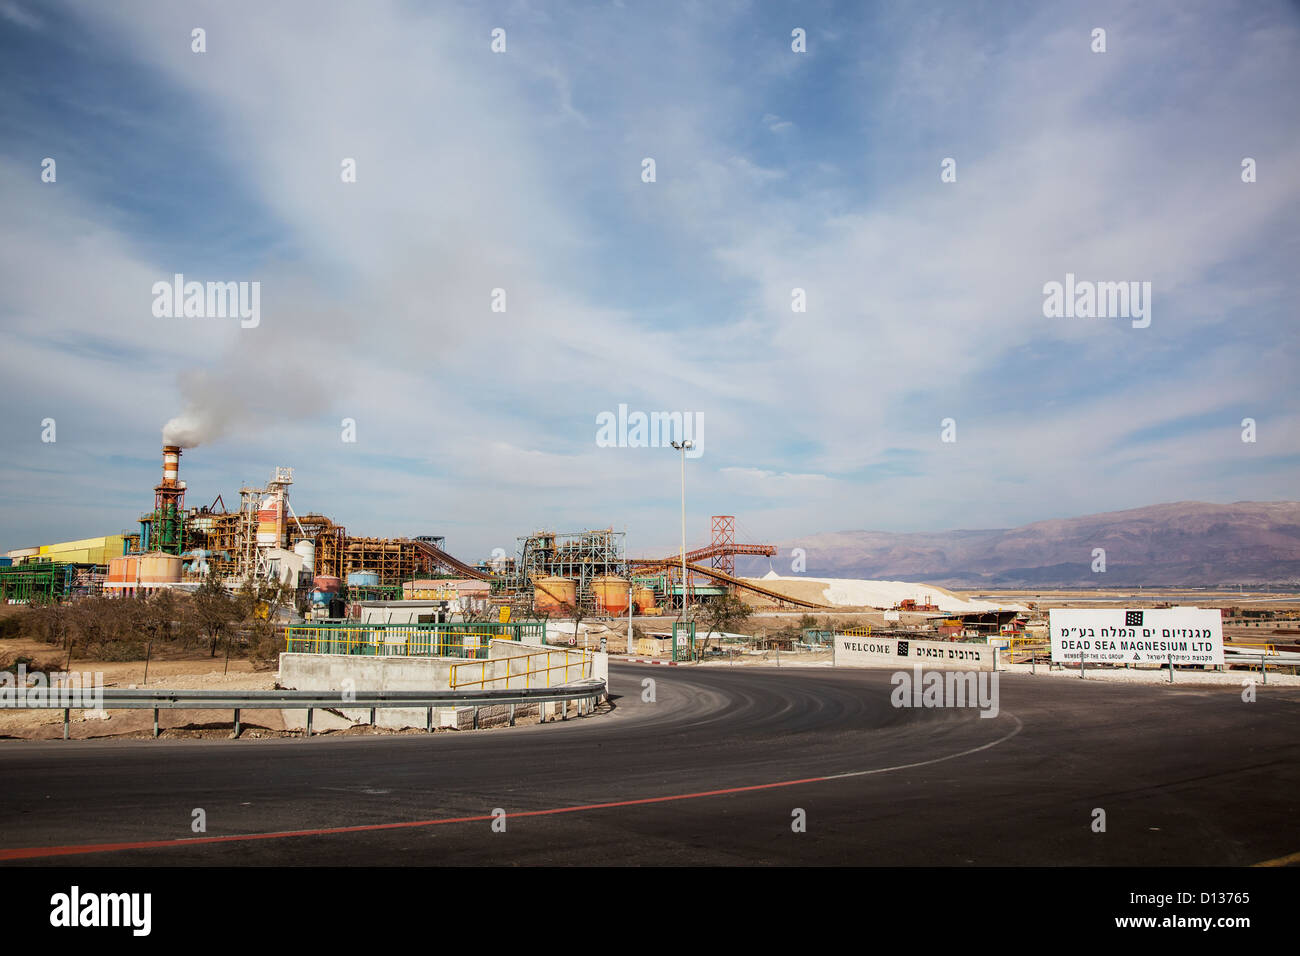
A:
<box><xmin>735</xmin><ymin>502</ymin><xmax>1300</xmax><ymax>587</ymax></box>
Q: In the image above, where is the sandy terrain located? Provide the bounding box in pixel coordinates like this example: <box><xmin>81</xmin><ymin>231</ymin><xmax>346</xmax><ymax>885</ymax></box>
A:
<box><xmin>746</xmin><ymin>573</ymin><xmax>1029</xmax><ymax>612</ymax></box>
<box><xmin>1</xmin><ymin>636</ymin><xmax>281</xmax><ymax>740</ymax></box>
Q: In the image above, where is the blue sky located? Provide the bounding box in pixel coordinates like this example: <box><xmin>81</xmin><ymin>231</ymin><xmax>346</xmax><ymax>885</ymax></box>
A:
<box><xmin>0</xmin><ymin>0</ymin><xmax>1297</xmax><ymax>562</ymax></box>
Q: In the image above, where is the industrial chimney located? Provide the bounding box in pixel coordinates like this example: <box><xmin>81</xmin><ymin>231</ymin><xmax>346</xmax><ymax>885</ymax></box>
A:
<box><xmin>152</xmin><ymin>444</ymin><xmax>187</xmax><ymax>554</ymax></box>
<box><xmin>160</xmin><ymin>444</ymin><xmax>182</xmax><ymax>488</ymax></box>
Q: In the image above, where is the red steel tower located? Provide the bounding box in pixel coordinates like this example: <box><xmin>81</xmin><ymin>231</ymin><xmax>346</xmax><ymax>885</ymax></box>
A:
<box><xmin>710</xmin><ymin>515</ymin><xmax>736</xmax><ymax>577</ymax></box>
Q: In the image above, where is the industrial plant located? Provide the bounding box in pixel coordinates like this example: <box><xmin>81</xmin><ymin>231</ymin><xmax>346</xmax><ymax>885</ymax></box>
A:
<box><xmin>0</xmin><ymin>443</ymin><xmax>821</xmax><ymax>620</ymax></box>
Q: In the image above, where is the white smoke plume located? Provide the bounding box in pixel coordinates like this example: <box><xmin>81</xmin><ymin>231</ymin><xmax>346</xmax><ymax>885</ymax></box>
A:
<box><xmin>161</xmin><ymin>360</ymin><xmax>330</xmax><ymax>449</ymax></box>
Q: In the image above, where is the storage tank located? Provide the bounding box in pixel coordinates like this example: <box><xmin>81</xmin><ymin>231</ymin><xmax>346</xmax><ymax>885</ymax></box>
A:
<box><xmin>293</xmin><ymin>540</ymin><xmax>316</xmax><ymax>576</ymax></box>
<box><xmin>313</xmin><ymin>575</ymin><xmax>342</xmax><ymax>593</ymax></box>
<box><xmin>106</xmin><ymin>555</ymin><xmax>135</xmax><ymax>586</ymax></box>
<box><xmin>533</xmin><ymin>576</ymin><xmax>576</xmax><ymax>613</ymax></box>
<box><xmin>633</xmin><ymin>586</ymin><xmax>656</xmax><ymax>614</ymax></box>
<box><xmin>139</xmin><ymin>552</ymin><xmax>182</xmax><ymax>584</ymax></box>
<box><xmin>591</xmin><ymin>575</ymin><xmax>630</xmax><ymax>615</ymax></box>
<box><xmin>347</xmin><ymin>571</ymin><xmax>380</xmax><ymax>587</ymax></box>
<box><xmin>256</xmin><ymin>495</ymin><xmax>282</xmax><ymax>547</ymax></box>
<box><xmin>106</xmin><ymin>553</ymin><xmax>181</xmax><ymax>591</ymax></box>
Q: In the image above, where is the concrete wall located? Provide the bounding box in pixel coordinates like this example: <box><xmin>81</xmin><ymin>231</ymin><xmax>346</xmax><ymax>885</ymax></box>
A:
<box><xmin>277</xmin><ymin>639</ymin><xmax>603</xmax><ymax>731</ymax></box>
<box><xmin>834</xmin><ymin>635</ymin><xmax>995</xmax><ymax>672</ymax></box>
<box><xmin>278</xmin><ymin>653</ymin><xmax>456</xmax><ymax>730</ymax></box>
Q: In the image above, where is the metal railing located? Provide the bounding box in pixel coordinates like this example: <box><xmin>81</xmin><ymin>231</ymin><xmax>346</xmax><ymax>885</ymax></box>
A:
<box><xmin>1225</xmin><ymin>642</ymin><xmax>1278</xmax><ymax>656</ymax></box>
<box><xmin>450</xmin><ymin>648</ymin><xmax>593</xmax><ymax>689</ymax></box>
<box><xmin>1004</xmin><ymin>636</ymin><xmax>1050</xmax><ymax>662</ymax></box>
<box><xmin>2</xmin><ymin>680</ymin><xmax>606</xmax><ymax>739</ymax></box>
<box><xmin>283</xmin><ymin>621</ymin><xmax>545</xmax><ymax>658</ymax></box>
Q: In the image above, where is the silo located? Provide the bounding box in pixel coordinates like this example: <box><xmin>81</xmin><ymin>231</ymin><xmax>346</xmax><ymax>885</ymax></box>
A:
<box><xmin>256</xmin><ymin>495</ymin><xmax>282</xmax><ymax>548</ymax></box>
<box><xmin>633</xmin><ymin>586</ymin><xmax>657</xmax><ymax>614</ymax></box>
<box><xmin>106</xmin><ymin>555</ymin><xmax>136</xmax><ymax>587</ymax></box>
<box><xmin>533</xmin><ymin>576</ymin><xmax>576</xmax><ymax>613</ymax></box>
<box><xmin>138</xmin><ymin>552</ymin><xmax>182</xmax><ymax>585</ymax></box>
<box><xmin>592</xmin><ymin>575</ymin><xmax>630</xmax><ymax>615</ymax></box>
<box><xmin>313</xmin><ymin>575</ymin><xmax>342</xmax><ymax>593</ymax></box>
<box><xmin>293</xmin><ymin>539</ymin><xmax>316</xmax><ymax>576</ymax></box>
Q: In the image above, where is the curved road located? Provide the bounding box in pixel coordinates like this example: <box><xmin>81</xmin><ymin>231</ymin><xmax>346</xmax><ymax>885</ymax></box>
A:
<box><xmin>1</xmin><ymin>664</ymin><xmax>1297</xmax><ymax>865</ymax></box>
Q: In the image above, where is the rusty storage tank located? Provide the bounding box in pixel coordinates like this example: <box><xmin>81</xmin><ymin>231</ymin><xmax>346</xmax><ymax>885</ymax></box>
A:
<box><xmin>105</xmin><ymin>555</ymin><xmax>135</xmax><ymax>588</ymax></box>
<box><xmin>633</xmin><ymin>586</ymin><xmax>657</xmax><ymax>613</ymax></box>
<box><xmin>138</xmin><ymin>552</ymin><xmax>182</xmax><ymax>583</ymax></box>
<box><xmin>106</xmin><ymin>552</ymin><xmax>182</xmax><ymax>592</ymax></box>
<box><xmin>533</xmin><ymin>576</ymin><xmax>576</xmax><ymax>613</ymax></box>
<box><xmin>313</xmin><ymin>575</ymin><xmax>342</xmax><ymax>593</ymax></box>
<box><xmin>591</xmin><ymin>575</ymin><xmax>630</xmax><ymax>615</ymax></box>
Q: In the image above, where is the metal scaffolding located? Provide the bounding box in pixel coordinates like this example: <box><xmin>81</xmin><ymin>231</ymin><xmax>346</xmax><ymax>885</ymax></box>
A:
<box><xmin>503</xmin><ymin>528</ymin><xmax>628</xmax><ymax>615</ymax></box>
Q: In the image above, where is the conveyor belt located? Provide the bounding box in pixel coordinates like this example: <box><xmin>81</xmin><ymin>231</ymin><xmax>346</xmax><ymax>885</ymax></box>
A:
<box><xmin>410</xmin><ymin>540</ymin><xmax>492</xmax><ymax>580</ymax></box>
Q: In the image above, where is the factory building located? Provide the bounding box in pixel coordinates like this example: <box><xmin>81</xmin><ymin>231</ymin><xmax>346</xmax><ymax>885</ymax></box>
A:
<box><xmin>5</xmin><ymin>535</ymin><xmax>127</xmax><ymax>567</ymax></box>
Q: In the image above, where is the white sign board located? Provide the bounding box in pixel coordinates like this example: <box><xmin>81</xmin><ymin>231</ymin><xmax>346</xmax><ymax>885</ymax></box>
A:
<box><xmin>834</xmin><ymin>635</ymin><xmax>995</xmax><ymax>672</ymax></box>
<box><xmin>1049</xmin><ymin>608</ymin><xmax>1223</xmax><ymax>666</ymax></box>
<box><xmin>883</xmin><ymin>610</ymin><xmax>901</xmax><ymax>622</ymax></box>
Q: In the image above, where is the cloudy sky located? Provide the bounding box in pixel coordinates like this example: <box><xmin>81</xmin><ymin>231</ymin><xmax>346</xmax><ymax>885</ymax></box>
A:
<box><xmin>1</xmin><ymin>0</ymin><xmax>1297</xmax><ymax>563</ymax></box>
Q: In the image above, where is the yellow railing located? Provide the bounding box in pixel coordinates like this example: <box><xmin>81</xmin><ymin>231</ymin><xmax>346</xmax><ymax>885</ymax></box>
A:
<box><xmin>450</xmin><ymin>649</ymin><xmax>593</xmax><ymax>689</ymax></box>
<box><xmin>842</xmin><ymin>625</ymin><xmax>872</xmax><ymax>637</ymax></box>
<box><xmin>1226</xmin><ymin>642</ymin><xmax>1278</xmax><ymax>656</ymax></box>
<box><xmin>1005</xmin><ymin>635</ymin><xmax>1049</xmax><ymax>661</ymax></box>
<box><xmin>284</xmin><ymin>626</ymin><xmax>501</xmax><ymax>659</ymax></box>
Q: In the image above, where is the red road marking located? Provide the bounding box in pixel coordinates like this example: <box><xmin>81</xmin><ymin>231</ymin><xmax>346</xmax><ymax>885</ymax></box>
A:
<box><xmin>0</xmin><ymin>775</ymin><xmax>827</xmax><ymax>861</ymax></box>
<box><xmin>1</xmin><ymin>714</ymin><xmax>1025</xmax><ymax>862</ymax></box>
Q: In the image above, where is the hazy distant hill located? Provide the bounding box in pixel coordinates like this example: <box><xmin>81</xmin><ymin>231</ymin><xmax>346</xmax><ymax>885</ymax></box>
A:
<box><xmin>736</xmin><ymin>502</ymin><xmax>1300</xmax><ymax>587</ymax></box>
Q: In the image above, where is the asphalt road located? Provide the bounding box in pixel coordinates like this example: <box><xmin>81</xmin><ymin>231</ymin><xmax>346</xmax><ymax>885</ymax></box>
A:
<box><xmin>1</xmin><ymin>663</ymin><xmax>1297</xmax><ymax>865</ymax></box>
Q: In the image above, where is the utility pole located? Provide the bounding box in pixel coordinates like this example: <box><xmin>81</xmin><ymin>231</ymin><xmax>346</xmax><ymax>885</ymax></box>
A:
<box><xmin>670</xmin><ymin>440</ymin><xmax>693</xmax><ymax>626</ymax></box>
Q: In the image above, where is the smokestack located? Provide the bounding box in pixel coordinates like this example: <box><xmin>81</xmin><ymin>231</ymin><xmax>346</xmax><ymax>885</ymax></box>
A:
<box><xmin>161</xmin><ymin>444</ymin><xmax>181</xmax><ymax>487</ymax></box>
<box><xmin>152</xmin><ymin>444</ymin><xmax>187</xmax><ymax>556</ymax></box>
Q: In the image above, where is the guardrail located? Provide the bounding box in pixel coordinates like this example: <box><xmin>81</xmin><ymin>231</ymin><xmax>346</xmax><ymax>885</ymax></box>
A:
<box><xmin>450</xmin><ymin>648</ymin><xmax>592</xmax><ymax>689</ymax></box>
<box><xmin>2</xmin><ymin>680</ymin><xmax>606</xmax><ymax>740</ymax></box>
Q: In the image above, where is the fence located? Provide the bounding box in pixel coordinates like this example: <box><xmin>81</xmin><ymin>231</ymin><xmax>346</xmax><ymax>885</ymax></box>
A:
<box><xmin>450</xmin><ymin>648</ymin><xmax>593</xmax><ymax>689</ymax></box>
<box><xmin>283</xmin><ymin>621</ymin><xmax>545</xmax><ymax>659</ymax></box>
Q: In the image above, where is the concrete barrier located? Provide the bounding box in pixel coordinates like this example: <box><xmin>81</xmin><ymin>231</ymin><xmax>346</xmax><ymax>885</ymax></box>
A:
<box><xmin>277</xmin><ymin>640</ymin><xmax>600</xmax><ymax>731</ymax></box>
<box><xmin>834</xmin><ymin>635</ymin><xmax>995</xmax><ymax>672</ymax></box>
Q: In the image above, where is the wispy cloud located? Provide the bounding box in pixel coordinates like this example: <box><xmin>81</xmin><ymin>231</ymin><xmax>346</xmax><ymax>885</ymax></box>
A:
<box><xmin>0</xmin><ymin>0</ymin><xmax>1296</xmax><ymax>558</ymax></box>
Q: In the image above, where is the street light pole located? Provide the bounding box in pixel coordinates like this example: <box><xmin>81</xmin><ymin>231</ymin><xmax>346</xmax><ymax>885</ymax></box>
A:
<box><xmin>670</xmin><ymin>440</ymin><xmax>693</xmax><ymax>627</ymax></box>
